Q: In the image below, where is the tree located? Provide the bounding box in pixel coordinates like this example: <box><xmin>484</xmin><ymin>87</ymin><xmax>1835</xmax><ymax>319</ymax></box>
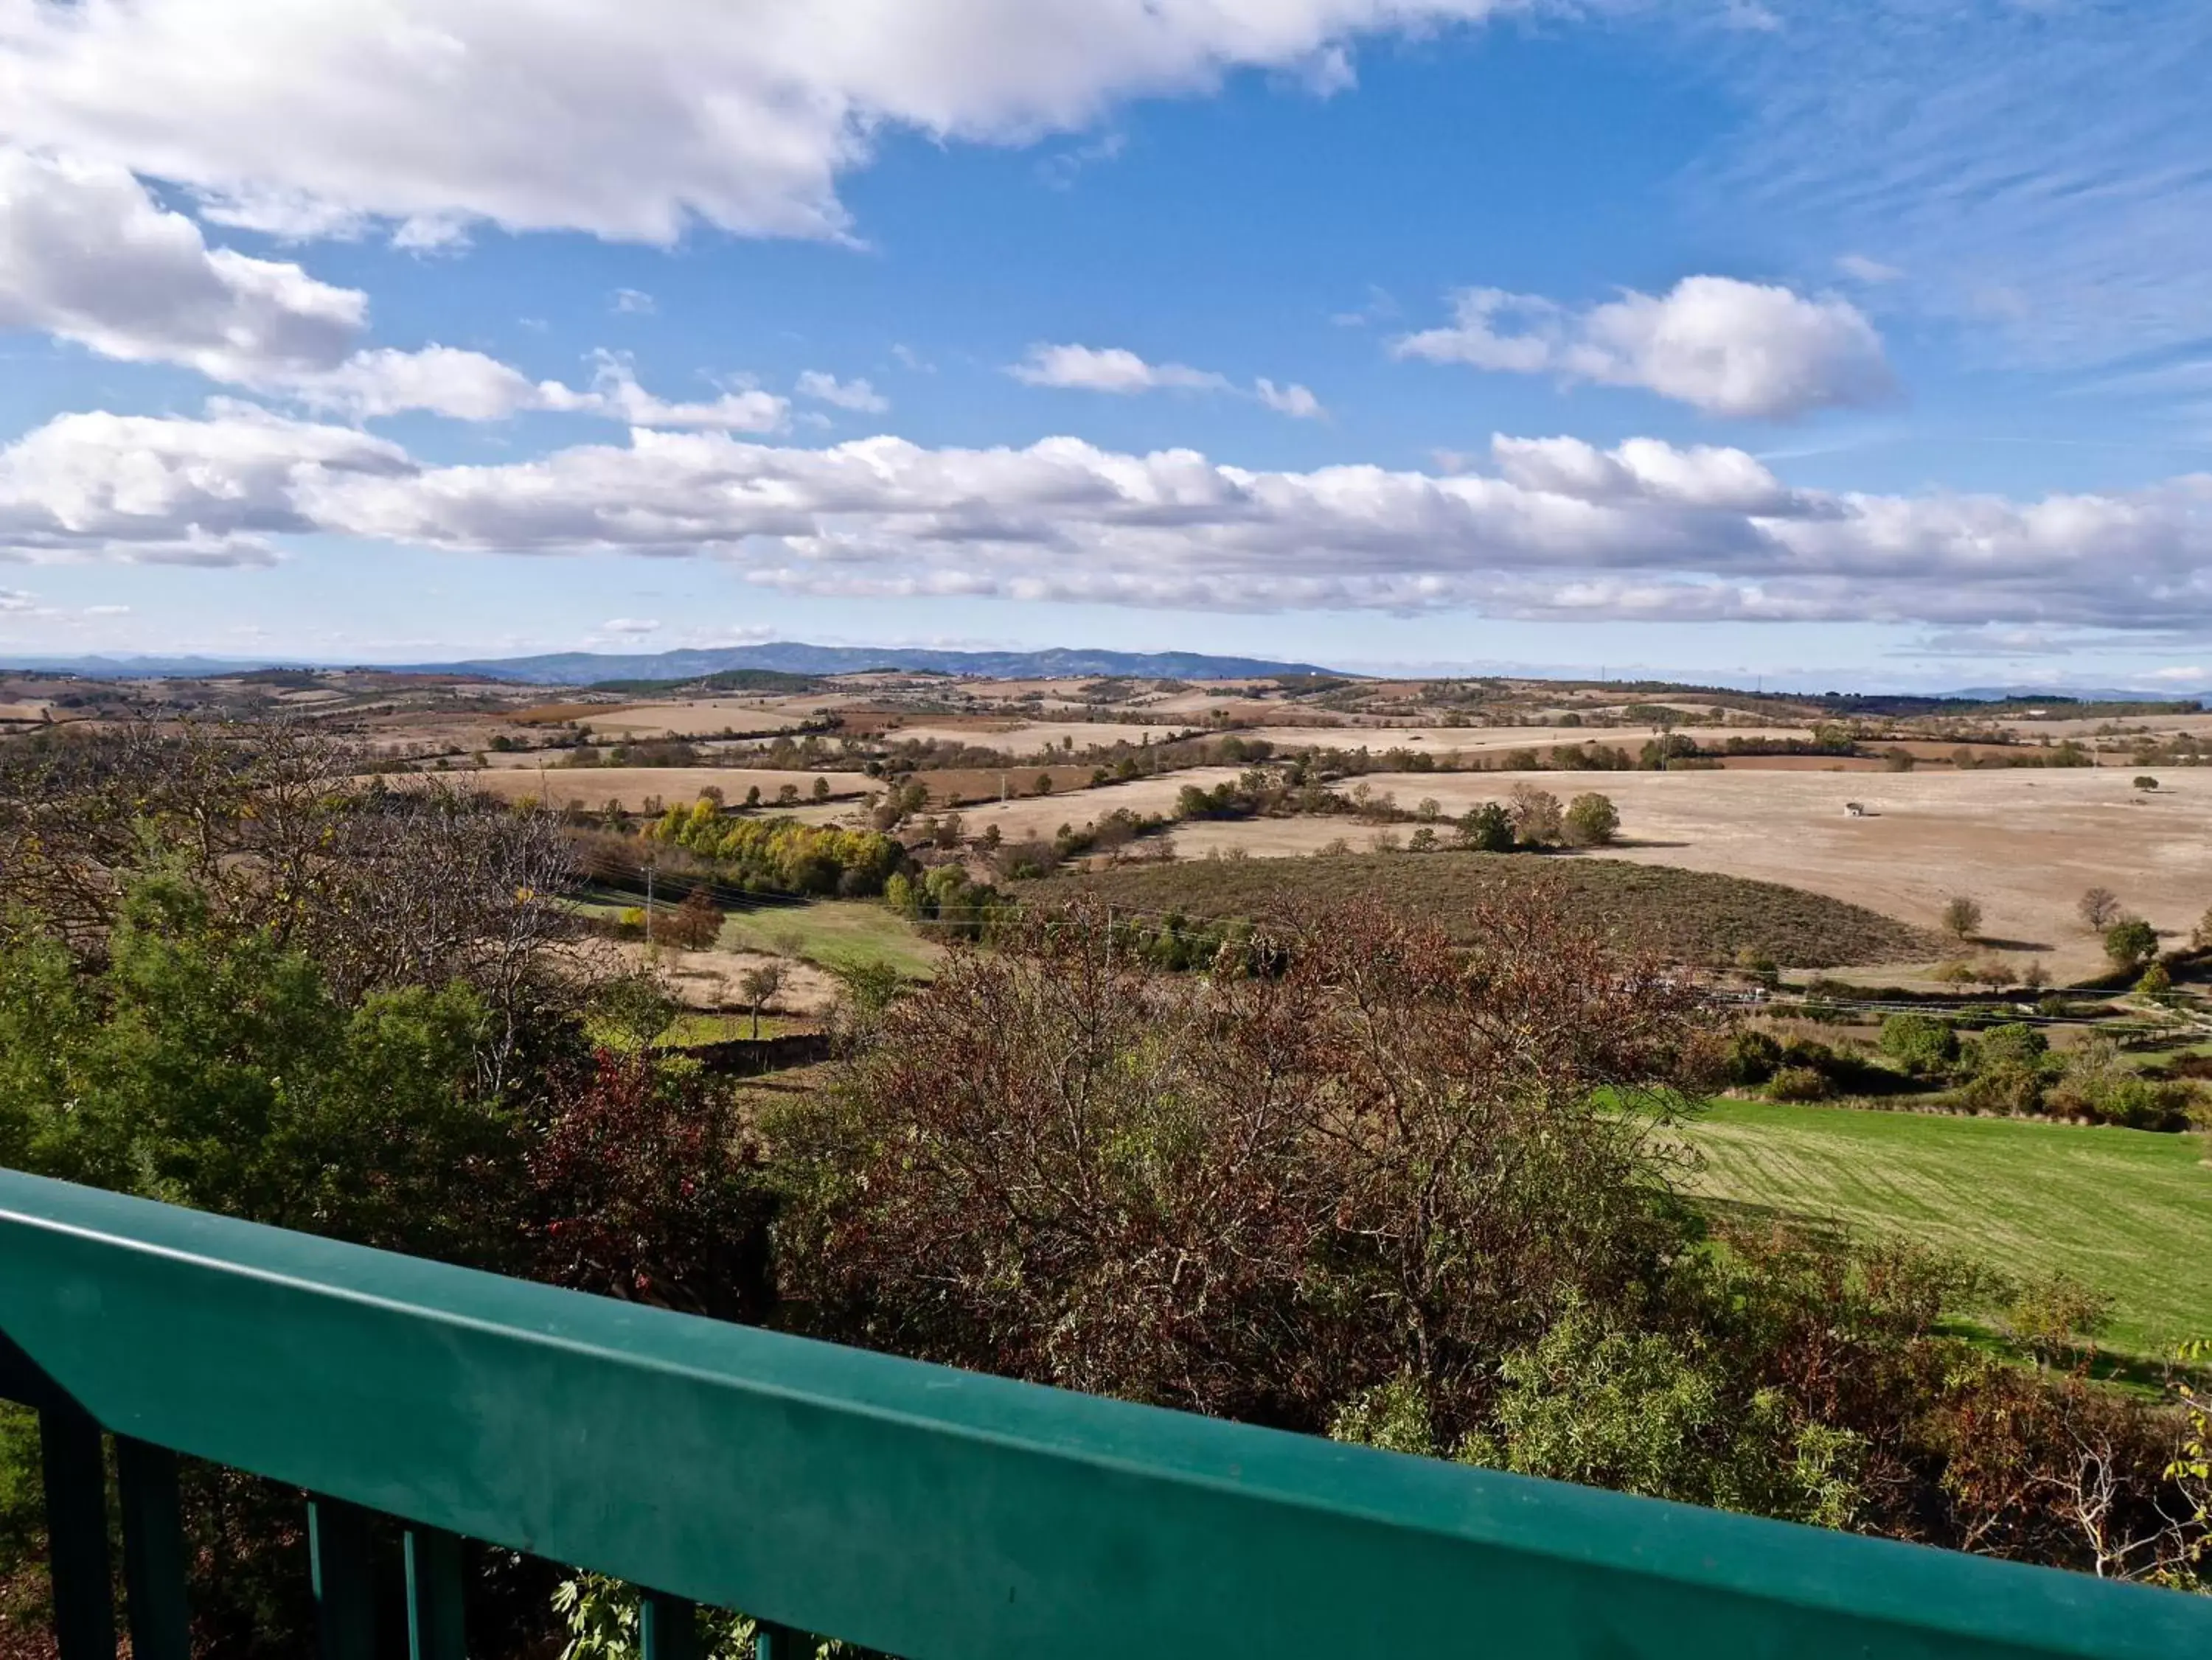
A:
<box><xmin>1880</xmin><ymin>1012</ymin><xmax>1958</xmax><ymax>1074</ymax></box>
<box><xmin>1033</xmin><ymin>771</ymin><xmax>1055</xmax><ymax>796</ymax></box>
<box><xmin>776</xmin><ymin>783</ymin><xmax>801</xmax><ymax>806</ymax></box>
<box><xmin>2078</xmin><ymin>887</ymin><xmax>2123</xmax><ymax>932</ymax></box>
<box><xmin>1506</xmin><ymin>783</ymin><xmax>1563</xmax><ymax>846</ymax></box>
<box><xmin>2194</xmin><ymin>907</ymin><xmax>2212</xmax><ymax>953</ymax></box>
<box><xmin>771</xmin><ymin>893</ymin><xmax>1712</xmax><ymax>1433</ymax></box>
<box><xmin>662</xmin><ymin>886</ymin><xmax>724</xmax><ymax>950</ymax></box>
<box><xmin>812</xmin><ymin>775</ymin><xmax>832</xmax><ymax>801</ymax></box>
<box><xmin>2132</xmin><ymin>776</ymin><xmax>2159</xmax><ymax>792</ymax></box>
<box><xmin>2103</xmin><ymin>917</ymin><xmax>2157</xmax><ymax>972</ymax></box>
<box><xmin>739</xmin><ymin>962</ymin><xmax>785</xmax><ymax>1039</ymax></box>
<box><xmin>1563</xmin><ymin>792</ymin><xmax>1621</xmax><ymax>848</ymax></box>
<box><xmin>1941</xmin><ymin>895</ymin><xmax>1983</xmax><ymax>943</ymax></box>
<box><xmin>1455</xmin><ymin>801</ymin><xmax>1515</xmax><ymax>853</ymax></box>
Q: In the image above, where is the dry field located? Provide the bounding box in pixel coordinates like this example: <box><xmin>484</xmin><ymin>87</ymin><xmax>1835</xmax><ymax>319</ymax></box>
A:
<box><xmin>936</xmin><ymin>767</ymin><xmax>1251</xmax><ymax>840</ymax></box>
<box><xmin>571</xmin><ymin>700</ymin><xmax>822</xmax><ymax>737</ymax></box>
<box><xmin>451</xmin><ymin>766</ymin><xmax>869</xmax><ymax>810</ymax></box>
<box><xmin>886</xmin><ymin>719</ymin><xmax>1202</xmax><ymax>752</ymax></box>
<box><xmin>1158</xmin><ymin>767</ymin><xmax>2210</xmax><ymax>981</ymax></box>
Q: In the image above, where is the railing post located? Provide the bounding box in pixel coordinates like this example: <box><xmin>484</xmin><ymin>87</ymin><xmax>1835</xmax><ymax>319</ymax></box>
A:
<box><xmin>755</xmin><ymin>1620</ymin><xmax>815</xmax><ymax>1660</ymax></box>
<box><xmin>639</xmin><ymin>1590</ymin><xmax>701</xmax><ymax>1660</ymax></box>
<box><xmin>309</xmin><ymin>1495</ymin><xmax>378</xmax><ymax>1660</ymax></box>
<box><xmin>115</xmin><ymin>1437</ymin><xmax>190</xmax><ymax>1660</ymax></box>
<box><xmin>37</xmin><ymin>1406</ymin><xmax>114</xmax><ymax>1660</ymax></box>
<box><xmin>403</xmin><ymin>1525</ymin><xmax>467</xmax><ymax>1660</ymax></box>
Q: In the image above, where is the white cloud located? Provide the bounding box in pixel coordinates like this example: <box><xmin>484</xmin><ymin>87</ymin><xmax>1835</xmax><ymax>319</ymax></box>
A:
<box><xmin>0</xmin><ymin>149</ymin><xmax>363</xmax><ymax>380</ymax></box>
<box><xmin>0</xmin><ymin>589</ymin><xmax>30</xmax><ymax>610</ymax></box>
<box><xmin>16</xmin><ymin>410</ymin><xmax>2212</xmax><ymax>632</ymax></box>
<box><xmin>585</xmin><ymin>353</ymin><xmax>789</xmax><ymax>433</ymax></box>
<box><xmin>1254</xmin><ymin>378</ymin><xmax>1326</xmax><ymax>419</ymax></box>
<box><xmin>0</xmin><ymin>402</ymin><xmax>411</xmax><ymax>565</ymax></box>
<box><xmin>0</xmin><ymin>150</ymin><xmax>600</xmax><ymax>420</ymax></box>
<box><xmin>1012</xmin><ymin>344</ymin><xmax>1324</xmax><ymax>416</ymax></box>
<box><xmin>2145</xmin><ymin>665</ymin><xmax>2209</xmax><ymax>682</ymax></box>
<box><xmin>83</xmin><ymin>603</ymin><xmax>131</xmax><ymax>616</ymax></box>
<box><xmin>1836</xmin><ymin>254</ymin><xmax>1903</xmax><ymax>284</ymax></box>
<box><xmin>1393</xmin><ymin>276</ymin><xmax>1895</xmax><ymax>419</ymax></box>
<box><xmin>600</xmin><ymin>617</ymin><xmax>661</xmax><ymax>634</ymax></box>
<box><xmin>611</xmin><ymin>288</ymin><xmax>656</xmax><ymax>315</ymax></box>
<box><xmin>795</xmin><ymin>370</ymin><xmax>891</xmax><ymax>414</ymax></box>
<box><xmin>0</xmin><ymin>1</ymin><xmax>1517</xmax><ymax>245</ymax></box>
<box><xmin>1009</xmin><ymin>343</ymin><xmax>1227</xmax><ymax>394</ymax></box>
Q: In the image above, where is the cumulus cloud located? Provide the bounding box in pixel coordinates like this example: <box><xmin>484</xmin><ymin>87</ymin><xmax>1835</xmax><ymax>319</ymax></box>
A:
<box><xmin>0</xmin><ymin>150</ymin><xmax>599</xmax><ymax>420</ymax></box>
<box><xmin>611</xmin><ymin>288</ymin><xmax>656</xmax><ymax>315</ymax></box>
<box><xmin>0</xmin><ymin>149</ymin><xmax>363</xmax><ymax>380</ymax></box>
<box><xmin>1393</xmin><ymin>276</ymin><xmax>1895</xmax><ymax>419</ymax></box>
<box><xmin>796</xmin><ymin>371</ymin><xmax>891</xmax><ymax>414</ymax></box>
<box><xmin>1012</xmin><ymin>344</ymin><xmax>1324</xmax><ymax>417</ymax></box>
<box><xmin>0</xmin><ymin>402</ymin><xmax>411</xmax><ymax>565</ymax></box>
<box><xmin>0</xmin><ymin>1</ymin><xmax>1516</xmax><ymax>245</ymax></box>
<box><xmin>15</xmin><ymin>405</ymin><xmax>2203</xmax><ymax>629</ymax></box>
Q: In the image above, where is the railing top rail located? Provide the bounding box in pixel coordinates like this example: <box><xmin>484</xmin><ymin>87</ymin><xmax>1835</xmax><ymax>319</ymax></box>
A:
<box><xmin>0</xmin><ymin>1168</ymin><xmax>2204</xmax><ymax>1660</ymax></box>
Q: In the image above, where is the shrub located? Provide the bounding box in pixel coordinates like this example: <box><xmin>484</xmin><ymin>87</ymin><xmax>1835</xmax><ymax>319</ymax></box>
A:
<box><xmin>1880</xmin><ymin>1013</ymin><xmax>1958</xmax><ymax>1074</ymax></box>
<box><xmin>1723</xmin><ymin>1028</ymin><xmax>1782</xmax><ymax>1086</ymax></box>
<box><xmin>1563</xmin><ymin>792</ymin><xmax>1621</xmax><ymax>848</ymax></box>
<box><xmin>1766</xmin><ymin>1065</ymin><xmax>1832</xmax><ymax>1102</ymax></box>
<box><xmin>1975</xmin><ymin>1022</ymin><xmax>2048</xmax><ymax>1070</ymax></box>
<box><xmin>1952</xmin><ymin>1062</ymin><xmax>2047</xmax><ymax>1117</ymax></box>
<box><xmin>771</xmin><ymin>894</ymin><xmax>1712</xmax><ymax>1430</ymax></box>
<box><xmin>1506</xmin><ymin>783</ymin><xmax>1563</xmax><ymax>847</ymax></box>
<box><xmin>2104</xmin><ymin>917</ymin><xmax>2157</xmax><ymax>972</ymax></box>
<box><xmin>2137</xmin><ymin>960</ymin><xmax>2173</xmax><ymax>997</ymax></box>
<box><xmin>1455</xmin><ymin>801</ymin><xmax>1516</xmax><ymax>853</ymax></box>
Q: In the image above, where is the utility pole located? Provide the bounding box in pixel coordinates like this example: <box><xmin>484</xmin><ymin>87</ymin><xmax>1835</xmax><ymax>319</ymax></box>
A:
<box><xmin>644</xmin><ymin>851</ymin><xmax>657</xmax><ymax>946</ymax></box>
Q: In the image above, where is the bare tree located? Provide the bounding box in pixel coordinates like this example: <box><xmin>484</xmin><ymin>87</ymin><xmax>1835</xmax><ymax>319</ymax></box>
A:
<box><xmin>2078</xmin><ymin>887</ymin><xmax>2124</xmax><ymax>932</ymax></box>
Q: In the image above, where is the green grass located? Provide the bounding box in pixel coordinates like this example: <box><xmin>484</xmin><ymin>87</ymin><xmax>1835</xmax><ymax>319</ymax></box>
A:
<box><xmin>1031</xmin><ymin>852</ymin><xmax>1940</xmax><ymax>968</ymax></box>
<box><xmin>1683</xmin><ymin>1099</ymin><xmax>2212</xmax><ymax>1358</ymax></box>
<box><xmin>720</xmin><ymin>901</ymin><xmax>940</xmax><ymax>979</ymax></box>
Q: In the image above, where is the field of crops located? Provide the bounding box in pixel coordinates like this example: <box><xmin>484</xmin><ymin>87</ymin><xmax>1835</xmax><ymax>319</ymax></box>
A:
<box><xmin>1030</xmin><ymin>852</ymin><xmax>1941</xmax><ymax>968</ymax></box>
<box><xmin>1683</xmin><ymin>1100</ymin><xmax>2212</xmax><ymax>1358</ymax></box>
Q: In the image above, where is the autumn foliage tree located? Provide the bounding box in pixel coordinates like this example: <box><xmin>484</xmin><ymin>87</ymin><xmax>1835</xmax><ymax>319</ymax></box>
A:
<box><xmin>771</xmin><ymin>892</ymin><xmax>1713</xmax><ymax>1435</ymax></box>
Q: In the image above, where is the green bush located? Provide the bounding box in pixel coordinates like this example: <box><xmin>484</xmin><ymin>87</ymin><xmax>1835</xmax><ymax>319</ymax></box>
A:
<box><xmin>1879</xmin><ymin>1013</ymin><xmax>1958</xmax><ymax>1075</ymax></box>
<box><xmin>1973</xmin><ymin>1022</ymin><xmax>2049</xmax><ymax>1072</ymax></box>
<box><xmin>2104</xmin><ymin>917</ymin><xmax>2158</xmax><ymax>972</ymax></box>
<box><xmin>1766</xmin><ymin>1064</ymin><xmax>1832</xmax><ymax>1103</ymax></box>
<box><xmin>1723</xmin><ymin>1029</ymin><xmax>1782</xmax><ymax>1087</ymax></box>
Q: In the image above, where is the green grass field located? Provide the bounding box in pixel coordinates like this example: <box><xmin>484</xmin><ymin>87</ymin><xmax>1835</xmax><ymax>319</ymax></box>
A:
<box><xmin>720</xmin><ymin>901</ymin><xmax>940</xmax><ymax>979</ymax></box>
<box><xmin>1683</xmin><ymin>1100</ymin><xmax>2212</xmax><ymax>1358</ymax></box>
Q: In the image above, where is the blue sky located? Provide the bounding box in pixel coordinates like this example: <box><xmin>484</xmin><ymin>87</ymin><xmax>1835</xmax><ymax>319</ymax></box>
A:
<box><xmin>2</xmin><ymin>0</ymin><xmax>2210</xmax><ymax>688</ymax></box>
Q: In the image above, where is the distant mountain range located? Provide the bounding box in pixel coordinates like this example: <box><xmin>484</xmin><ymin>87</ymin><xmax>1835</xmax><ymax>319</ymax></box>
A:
<box><xmin>400</xmin><ymin>643</ymin><xmax>1343</xmax><ymax>683</ymax></box>
<box><xmin>1</xmin><ymin>646</ymin><xmax>2203</xmax><ymax>705</ymax></box>
<box><xmin>0</xmin><ymin>644</ymin><xmax>1341</xmax><ymax>683</ymax></box>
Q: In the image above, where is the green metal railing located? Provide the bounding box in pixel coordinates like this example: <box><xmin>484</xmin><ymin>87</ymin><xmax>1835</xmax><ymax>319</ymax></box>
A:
<box><xmin>0</xmin><ymin>1168</ymin><xmax>2205</xmax><ymax>1659</ymax></box>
